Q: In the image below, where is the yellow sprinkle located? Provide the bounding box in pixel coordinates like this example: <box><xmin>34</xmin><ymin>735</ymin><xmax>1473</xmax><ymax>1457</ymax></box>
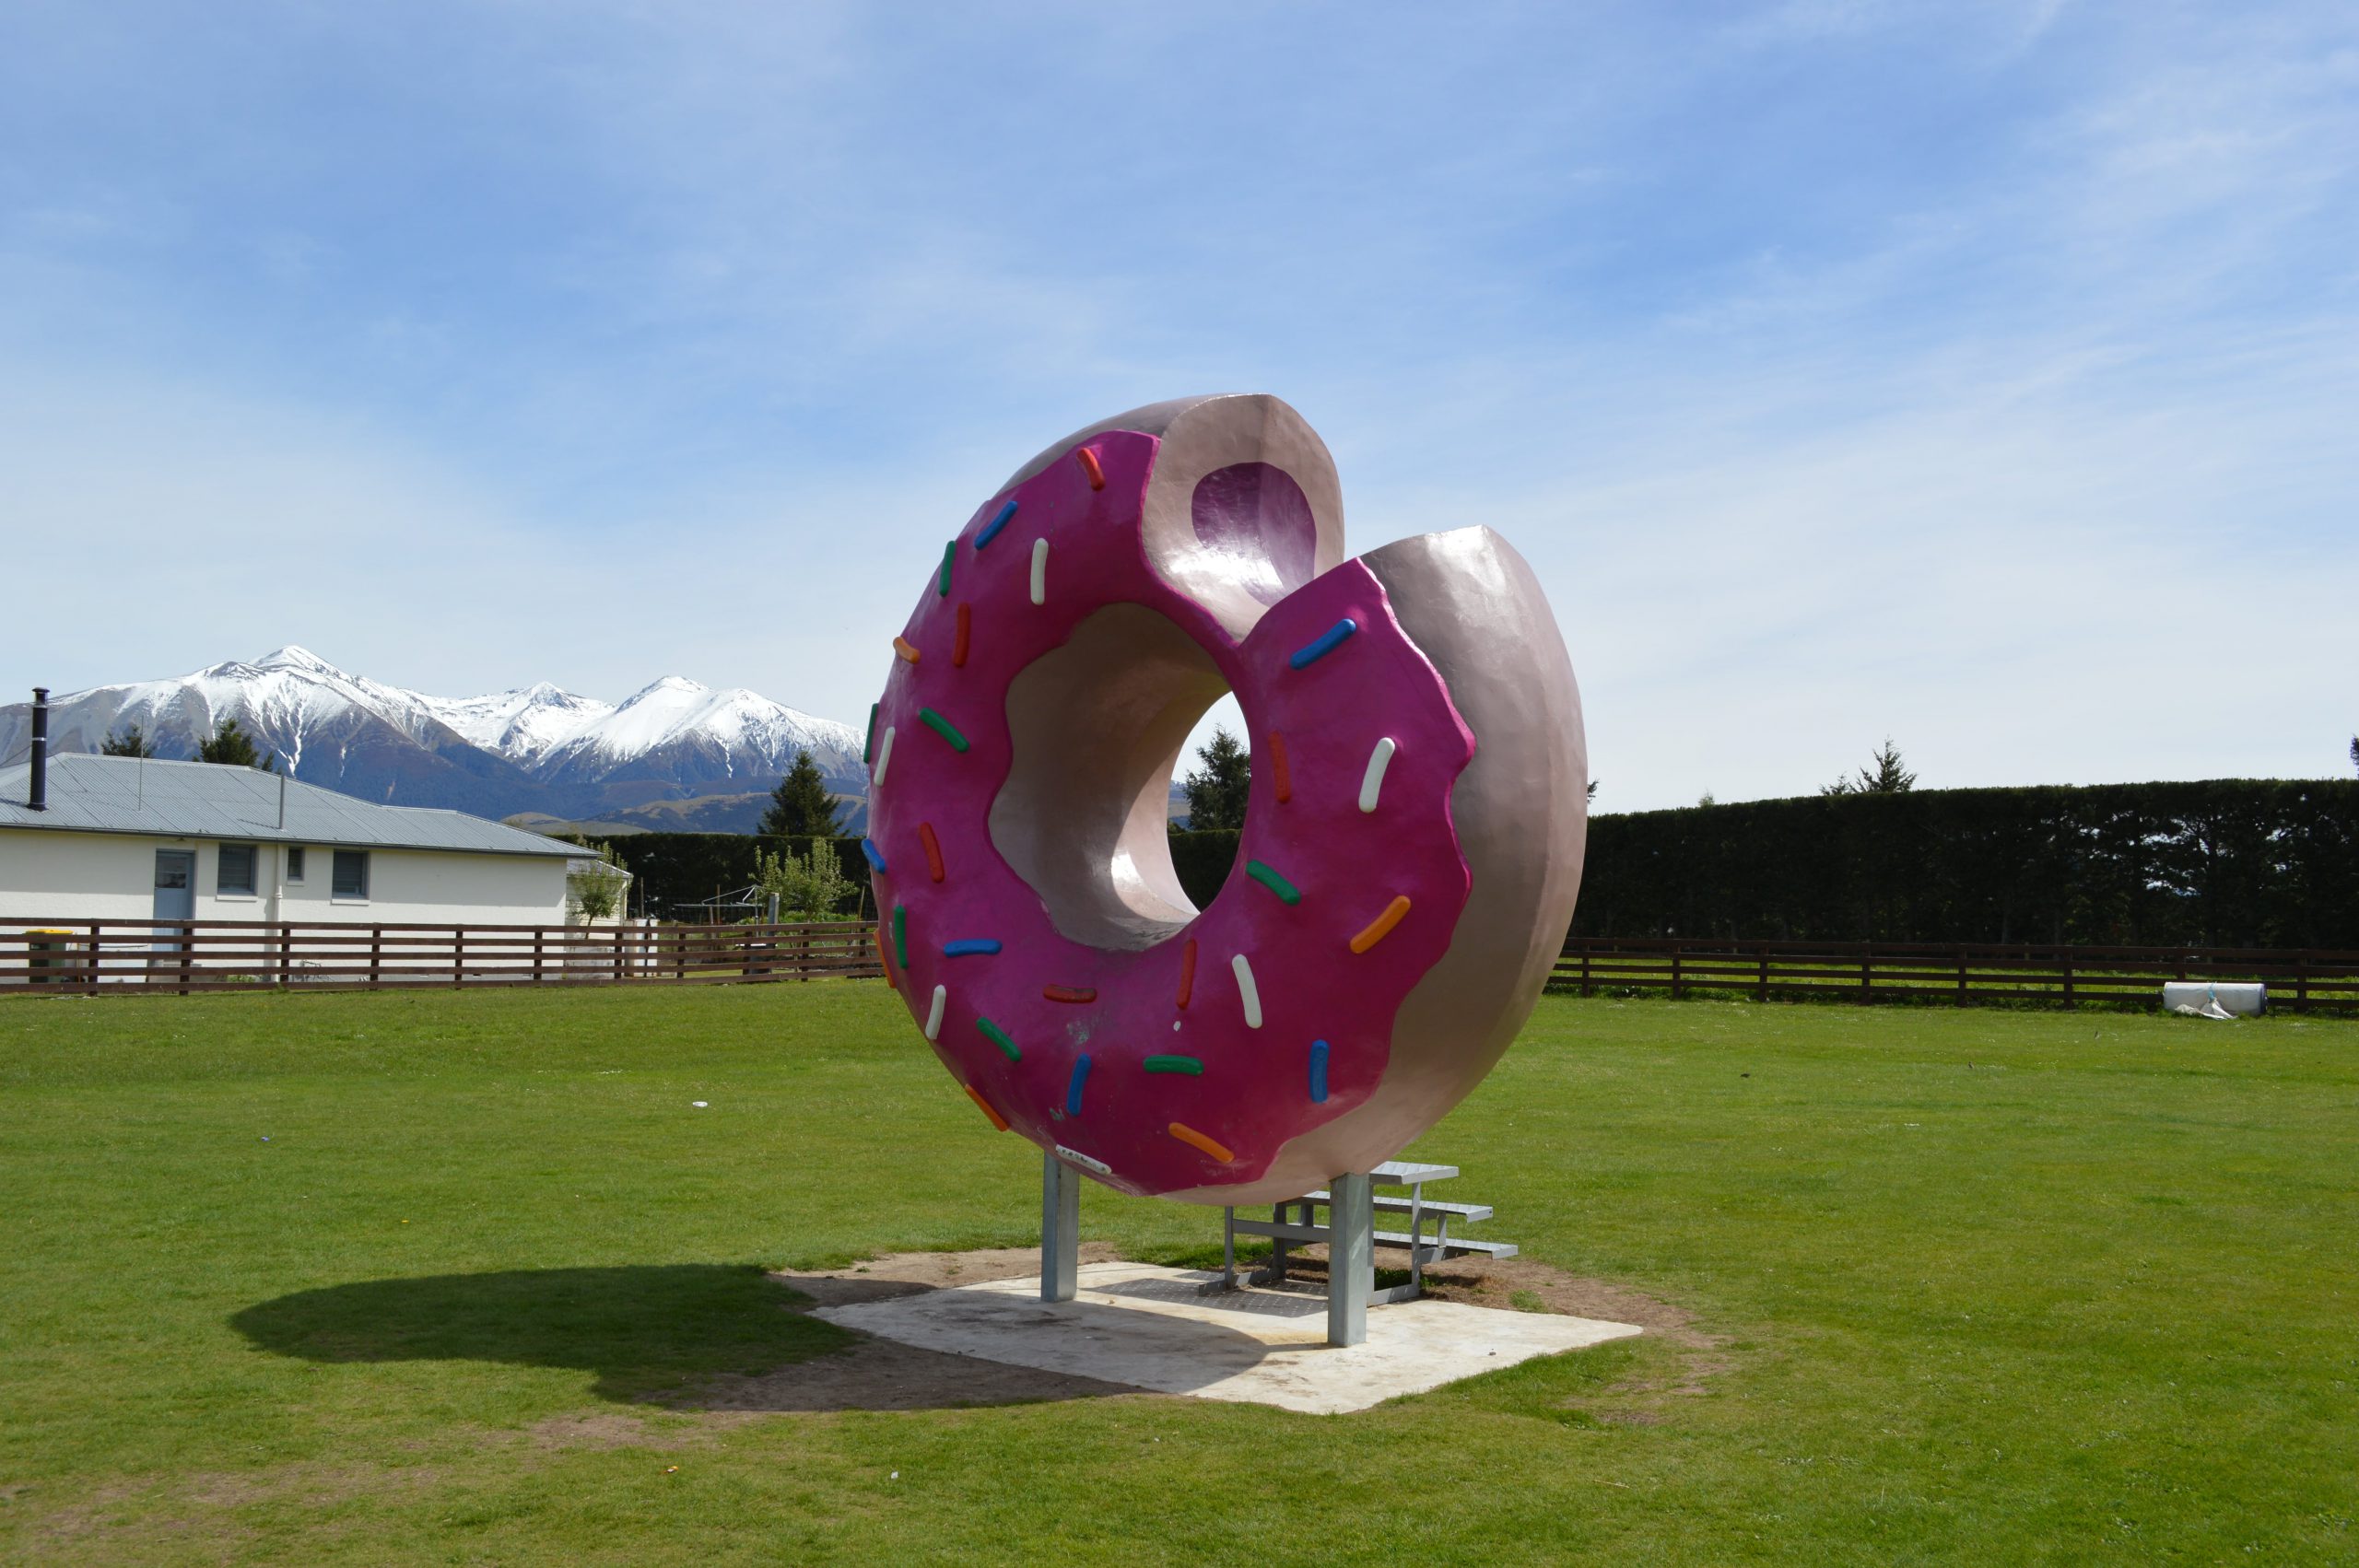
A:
<box><xmin>893</xmin><ymin>636</ymin><xmax>921</xmax><ymax>663</ymax></box>
<box><xmin>1348</xmin><ymin>895</ymin><xmax>1412</xmax><ymax>954</ymax></box>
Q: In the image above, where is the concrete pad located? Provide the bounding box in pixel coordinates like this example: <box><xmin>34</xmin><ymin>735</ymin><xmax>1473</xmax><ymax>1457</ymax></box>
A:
<box><xmin>809</xmin><ymin>1260</ymin><xmax>1642</xmax><ymax>1415</ymax></box>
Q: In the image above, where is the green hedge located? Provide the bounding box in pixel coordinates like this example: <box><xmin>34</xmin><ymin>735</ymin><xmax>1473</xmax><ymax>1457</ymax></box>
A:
<box><xmin>1577</xmin><ymin>778</ymin><xmax>2359</xmax><ymax>949</ymax></box>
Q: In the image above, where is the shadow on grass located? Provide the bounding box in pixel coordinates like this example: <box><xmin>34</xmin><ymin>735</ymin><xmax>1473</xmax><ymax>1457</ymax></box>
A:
<box><xmin>231</xmin><ymin>1264</ymin><xmax>851</xmax><ymax>1404</ymax></box>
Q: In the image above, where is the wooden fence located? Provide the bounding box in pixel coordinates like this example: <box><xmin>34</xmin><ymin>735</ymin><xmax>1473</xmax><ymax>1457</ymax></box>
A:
<box><xmin>1552</xmin><ymin>936</ymin><xmax>2359</xmax><ymax>1013</ymax></box>
<box><xmin>0</xmin><ymin>918</ymin><xmax>884</xmax><ymax>994</ymax></box>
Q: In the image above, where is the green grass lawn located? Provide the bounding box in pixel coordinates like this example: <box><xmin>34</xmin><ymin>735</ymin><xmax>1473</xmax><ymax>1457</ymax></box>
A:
<box><xmin>2</xmin><ymin>984</ymin><xmax>2354</xmax><ymax>1564</ymax></box>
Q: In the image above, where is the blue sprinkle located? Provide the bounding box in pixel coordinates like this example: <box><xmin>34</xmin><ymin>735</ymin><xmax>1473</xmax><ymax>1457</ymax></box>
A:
<box><xmin>1288</xmin><ymin>618</ymin><xmax>1358</xmax><ymax>670</ymax></box>
<box><xmin>1309</xmin><ymin>1039</ymin><xmax>1330</xmax><ymax>1104</ymax></box>
<box><xmin>943</xmin><ymin>939</ymin><xmax>1003</xmax><ymax>957</ymax></box>
<box><xmin>975</xmin><ymin>498</ymin><xmax>1017</xmax><ymax>548</ymax></box>
<box><xmin>860</xmin><ymin>838</ymin><xmax>887</xmax><ymax>873</ymax></box>
<box><xmin>1066</xmin><ymin>1054</ymin><xmax>1092</xmax><ymax>1117</ymax></box>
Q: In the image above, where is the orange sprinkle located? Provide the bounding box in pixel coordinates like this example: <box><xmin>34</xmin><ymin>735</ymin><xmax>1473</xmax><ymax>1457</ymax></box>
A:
<box><xmin>1168</xmin><ymin>1121</ymin><xmax>1233</xmax><ymax>1163</ymax></box>
<box><xmin>893</xmin><ymin>636</ymin><xmax>921</xmax><ymax>663</ymax></box>
<box><xmin>953</xmin><ymin>603</ymin><xmax>971</xmax><ymax>667</ymax></box>
<box><xmin>874</xmin><ymin>921</ymin><xmax>896</xmax><ymax>984</ymax></box>
<box><xmin>1042</xmin><ymin>984</ymin><xmax>1097</xmax><ymax>1004</ymax></box>
<box><xmin>964</xmin><ymin>1084</ymin><xmax>1010</xmax><ymax>1131</ymax></box>
<box><xmin>1076</xmin><ymin>447</ymin><xmax>1105</xmax><ymax>490</ymax></box>
<box><xmin>1349</xmin><ymin>895</ymin><xmax>1413</xmax><ymax>954</ymax></box>
<box><xmin>1176</xmin><ymin>938</ymin><xmax>1197</xmax><ymax>1008</ymax></box>
<box><xmin>918</xmin><ymin>822</ymin><xmax>945</xmax><ymax>883</ymax></box>
<box><xmin>1268</xmin><ymin>731</ymin><xmax>1293</xmax><ymax>803</ymax></box>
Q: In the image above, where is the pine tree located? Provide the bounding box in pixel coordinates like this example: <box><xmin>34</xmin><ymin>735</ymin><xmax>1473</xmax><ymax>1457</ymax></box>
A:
<box><xmin>759</xmin><ymin>748</ymin><xmax>846</xmax><ymax>837</ymax></box>
<box><xmin>100</xmin><ymin>724</ymin><xmax>157</xmax><ymax>757</ymax></box>
<box><xmin>197</xmin><ymin>717</ymin><xmax>275</xmax><ymax>772</ymax></box>
<box><xmin>1822</xmin><ymin>738</ymin><xmax>1915</xmax><ymax>796</ymax></box>
<box><xmin>1181</xmin><ymin>727</ymin><xmax>1252</xmax><ymax>831</ymax></box>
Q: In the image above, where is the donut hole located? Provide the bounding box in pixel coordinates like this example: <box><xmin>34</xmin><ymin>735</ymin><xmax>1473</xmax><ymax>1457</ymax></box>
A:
<box><xmin>991</xmin><ymin>605</ymin><xmax>1232</xmax><ymax>952</ymax></box>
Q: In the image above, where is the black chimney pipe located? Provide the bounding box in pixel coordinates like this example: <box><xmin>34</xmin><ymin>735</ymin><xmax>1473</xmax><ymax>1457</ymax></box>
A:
<box><xmin>29</xmin><ymin>686</ymin><xmax>48</xmax><ymax>812</ymax></box>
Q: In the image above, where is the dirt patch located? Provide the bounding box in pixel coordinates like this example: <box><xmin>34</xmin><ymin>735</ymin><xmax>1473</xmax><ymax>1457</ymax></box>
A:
<box><xmin>525</xmin><ymin>1411</ymin><xmax>725</xmax><ymax>1451</ymax></box>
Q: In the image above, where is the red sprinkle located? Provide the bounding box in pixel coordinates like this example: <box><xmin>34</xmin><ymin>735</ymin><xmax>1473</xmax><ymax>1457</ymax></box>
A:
<box><xmin>953</xmin><ymin>602</ymin><xmax>971</xmax><ymax>667</ymax></box>
<box><xmin>1042</xmin><ymin>985</ymin><xmax>1097</xmax><ymax>1004</ymax></box>
<box><xmin>1268</xmin><ymin>731</ymin><xmax>1293</xmax><ymax>803</ymax></box>
<box><xmin>918</xmin><ymin>822</ymin><xmax>945</xmax><ymax>883</ymax></box>
<box><xmin>1176</xmin><ymin>939</ymin><xmax>1197</xmax><ymax>1008</ymax></box>
<box><xmin>1076</xmin><ymin>447</ymin><xmax>1105</xmax><ymax>490</ymax></box>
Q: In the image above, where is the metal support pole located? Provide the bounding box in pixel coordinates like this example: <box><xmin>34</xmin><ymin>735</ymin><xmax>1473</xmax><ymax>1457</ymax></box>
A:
<box><xmin>1040</xmin><ymin>1151</ymin><xmax>1081</xmax><ymax>1303</ymax></box>
<box><xmin>1326</xmin><ymin>1171</ymin><xmax>1373</xmax><ymax>1347</ymax></box>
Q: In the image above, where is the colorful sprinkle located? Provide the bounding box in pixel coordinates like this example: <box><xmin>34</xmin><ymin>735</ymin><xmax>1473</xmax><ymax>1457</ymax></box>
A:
<box><xmin>1288</xmin><ymin>617</ymin><xmax>1357</xmax><ymax>670</ymax></box>
<box><xmin>1168</xmin><ymin>1122</ymin><xmax>1234</xmax><ymax>1163</ymax></box>
<box><xmin>892</xmin><ymin>906</ymin><xmax>909</xmax><ymax>967</ymax></box>
<box><xmin>918</xmin><ymin>708</ymin><xmax>969</xmax><ymax>752</ymax></box>
<box><xmin>1359</xmin><ymin>737</ymin><xmax>1396</xmax><ymax>813</ymax></box>
<box><xmin>894</xmin><ymin>636</ymin><xmax>921</xmax><ymax>663</ymax></box>
<box><xmin>944</xmin><ymin>939</ymin><xmax>1002</xmax><ymax>957</ymax></box>
<box><xmin>874</xmin><ymin>921</ymin><xmax>894</xmax><ymax>983</ymax></box>
<box><xmin>1176</xmin><ymin>939</ymin><xmax>1198</xmax><ymax>1008</ymax></box>
<box><xmin>1043</xmin><ymin>985</ymin><xmax>1097</xmax><ymax>1004</ymax></box>
<box><xmin>977</xmin><ymin>1017</ymin><xmax>1021</xmax><ymax>1060</ymax></box>
<box><xmin>1231</xmin><ymin>953</ymin><xmax>1262</xmax><ymax>1029</ymax></box>
<box><xmin>863</xmin><ymin>702</ymin><xmax>878</xmax><ymax>763</ymax></box>
<box><xmin>1350</xmin><ymin>895</ymin><xmax>1412</xmax><ymax>954</ymax></box>
<box><xmin>1028</xmin><ymin>538</ymin><xmax>1049</xmax><ymax>605</ymax></box>
<box><xmin>919</xmin><ymin>822</ymin><xmax>945</xmax><ymax>883</ymax></box>
<box><xmin>1075</xmin><ymin>446</ymin><xmax>1105</xmax><ymax>490</ymax></box>
<box><xmin>923</xmin><ymin>983</ymin><xmax>945</xmax><ymax>1041</ymax></box>
<box><xmin>1144</xmin><ymin>1055</ymin><xmax>1203</xmax><ymax>1075</ymax></box>
<box><xmin>1268</xmin><ymin>731</ymin><xmax>1293</xmax><ymax>802</ymax></box>
<box><xmin>860</xmin><ymin>838</ymin><xmax>888</xmax><ymax>874</ymax></box>
<box><xmin>1309</xmin><ymin>1039</ymin><xmax>1330</xmax><ymax>1103</ymax></box>
<box><xmin>952</xmin><ymin>603</ymin><xmax>971</xmax><ymax>667</ymax></box>
<box><xmin>965</xmin><ymin>1083</ymin><xmax>1009</xmax><ymax>1130</ymax></box>
<box><xmin>1245</xmin><ymin>859</ymin><xmax>1302</xmax><ymax>906</ymax></box>
<box><xmin>872</xmin><ymin>724</ymin><xmax>897</xmax><ymax>788</ymax></box>
<box><xmin>1065</xmin><ymin>1054</ymin><xmax>1092</xmax><ymax>1117</ymax></box>
<box><xmin>937</xmin><ymin>541</ymin><xmax>956</xmax><ymax>597</ymax></box>
<box><xmin>976</xmin><ymin>497</ymin><xmax>1017</xmax><ymax>548</ymax></box>
<box><xmin>1055</xmin><ymin>1144</ymin><xmax>1110</xmax><ymax>1176</ymax></box>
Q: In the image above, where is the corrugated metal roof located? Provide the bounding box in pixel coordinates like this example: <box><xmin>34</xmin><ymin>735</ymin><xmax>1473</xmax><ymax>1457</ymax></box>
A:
<box><xmin>0</xmin><ymin>754</ymin><xmax>584</xmax><ymax>859</ymax></box>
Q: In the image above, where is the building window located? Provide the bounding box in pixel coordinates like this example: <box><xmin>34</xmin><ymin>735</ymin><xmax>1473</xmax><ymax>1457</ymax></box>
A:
<box><xmin>286</xmin><ymin>846</ymin><xmax>306</xmax><ymax>883</ymax></box>
<box><xmin>217</xmin><ymin>843</ymin><xmax>258</xmax><ymax>896</ymax></box>
<box><xmin>332</xmin><ymin>849</ymin><xmax>370</xmax><ymax>900</ymax></box>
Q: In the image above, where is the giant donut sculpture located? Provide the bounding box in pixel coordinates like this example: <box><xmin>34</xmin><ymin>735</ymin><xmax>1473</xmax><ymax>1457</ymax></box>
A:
<box><xmin>866</xmin><ymin>394</ymin><xmax>1585</xmax><ymax>1206</ymax></box>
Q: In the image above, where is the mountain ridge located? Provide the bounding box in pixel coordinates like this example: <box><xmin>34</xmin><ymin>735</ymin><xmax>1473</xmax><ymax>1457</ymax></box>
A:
<box><xmin>0</xmin><ymin>647</ymin><xmax>864</xmax><ymax>829</ymax></box>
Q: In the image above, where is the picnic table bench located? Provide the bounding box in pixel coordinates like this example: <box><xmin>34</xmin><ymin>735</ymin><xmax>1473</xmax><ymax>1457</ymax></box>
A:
<box><xmin>1215</xmin><ymin>1160</ymin><xmax>1517</xmax><ymax>1306</ymax></box>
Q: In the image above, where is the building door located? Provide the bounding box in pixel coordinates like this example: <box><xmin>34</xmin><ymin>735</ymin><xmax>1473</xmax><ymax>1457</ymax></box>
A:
<box><xmin>152</xmin><ymin>849</ymin><xmax>195</xmax><ymax>950</ymax></box>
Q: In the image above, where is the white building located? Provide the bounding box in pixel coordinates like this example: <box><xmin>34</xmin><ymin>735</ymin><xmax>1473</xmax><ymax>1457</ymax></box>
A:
<box><xmin>0</xmin><ymin>752</ymin><xmax>611</xmax><ymax>930</ymax></box>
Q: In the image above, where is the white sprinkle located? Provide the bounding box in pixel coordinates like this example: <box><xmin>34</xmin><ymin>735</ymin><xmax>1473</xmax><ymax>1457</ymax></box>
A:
<box><xmin>874</xmin><ymin>725</ymin><xmax>897</xmax><ymax>789</ymax></box>
<box><xmin>1231</xmin><ymin>953</ymin><xmax>1262</xmax><ymax>1029</ymax></box>
<box><xmin>1358</xmin><ymin>737</ymin><xmax>1396</xmax><ymax>813</ymax></box>
<box><xmin>691</xmin><ymin>1101</ymin><xmax>708</xmax><ymax>1108</ymax></box>
<box><xmin>1054</xmin><ymin>1144</ymin><xmax>1110</xmax><ymax>1176</ymax></box>
<box><xmin>1029</xmin><ymin>537</ymin><xmax>1049</xmax><ymax>604</ymax></box>
<box><xmin>923</xmin><ymin>984</ymin><xmax>946</xmax><ymax>1041</ymax></box>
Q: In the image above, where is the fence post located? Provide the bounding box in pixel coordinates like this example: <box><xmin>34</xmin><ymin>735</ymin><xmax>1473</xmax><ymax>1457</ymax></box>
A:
<box><xmin>452</xmin><ymin>926</ymin><xmax>465</xmax><ymax>988</ymax></box>
<box><xmin>87</xmin><ymin>921</ymin><xmax>102</xmax><ymax>994</ymax></box>
<box><xmin>2295</xmin><ymin>952</ymin><xmax>2309</xmax><ymax>1015</ymax></box>
<box><xmin>1956</xmin><ymin>945</ymin><xmax>1968</xmax><ymax>1007</ymax></box>
<box><xmin>614</xmin><ymin>923</ymin><xmax>626</xmax><ymax>983</ymax></box>
<box><xmin>1860</xmin><ymin>942</ymin><xmax>1872</xmax><ymax>1003</ymax></box>
<box><xmin>2061</xmin><ymin>951</ymin><xmax>2075</xmax><ymax>1009</ymax></box>
<box><xmin>1580</xmin><ymin>943</ymin><xmax>1592</xmax><ymax>998</ymax></box>
<box><xmin>1670</xmin><ymin>944</ymin><xmax>1684</xmax><ymax>1000</ymax></box>
<box><xmin>370</xmin><ymin>926</ymin><xmax>382</xmax><ymax>988</ymax></box>
<box><xmin>1756</xmin><ymin>944</ymin><xmax>1769</xmax><ymax>1003</ymax></box>
<box><xmin>177</xmin><ymin>923</ymin><xmax>192</xmax><ymax>995</ymax></box>
<box><xmin>534</xmin><ymin>927</ymin><xmax>546</xmax><ymax>984</ymax></box>
<box><xmin>276</xmin><ymin>921</ymin><xmax>291</xmax><ymax>988</ymax></box>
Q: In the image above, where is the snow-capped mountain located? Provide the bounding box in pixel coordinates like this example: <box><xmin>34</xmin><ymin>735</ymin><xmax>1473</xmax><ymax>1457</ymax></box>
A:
<box><xmin>0</xmin><ymin>648</ymin><xmax>864</xmax><ymax>826</ymax></box>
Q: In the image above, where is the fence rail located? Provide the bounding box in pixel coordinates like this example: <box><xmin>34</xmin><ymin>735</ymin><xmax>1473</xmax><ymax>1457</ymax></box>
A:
<box><xmin>0</xmin><ymin>918</ymin><xmax>885</xmax><ymax>994</ymax></box>
<box><xmin>1552</xmin><ymin>936</ymin><xmax>2359</xmax><ymax>1012</ymax></box>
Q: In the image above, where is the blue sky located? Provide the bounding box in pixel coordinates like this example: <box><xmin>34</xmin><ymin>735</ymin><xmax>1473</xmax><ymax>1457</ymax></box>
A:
<box><xmin>4</xmin><ymin>1</ymin><xmax>2353</xmax><ymax>810</ymax></box>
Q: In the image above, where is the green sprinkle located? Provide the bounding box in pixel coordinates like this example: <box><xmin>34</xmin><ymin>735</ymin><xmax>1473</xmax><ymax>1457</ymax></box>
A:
<box><xmin>892</xmin><ymin>906</ymin><xmax>908</xmax><ymax>967</ymax></box>
<box><xmin>1245</xmin><ymin>860</ymin><xmax>1302</xmax><ymax>906</ymax></box>
<box><xmin>938</xmin><ymin>540</ymin><xmax>956</xmax><ymax>597</ymax></box>
<box><xmin>863</xmin><ymin>702</ymin><xmax>878</xmax><ymax>763</ymax></box>
<box><xmin>919</xmin><ymin>708</ymin><xmax>970</xmax><ymax>753</ymax></box>
<box><xmin>977</xmin><ymin>1017</ymin><xmax>1020</xmax><ymax>1061</ymax></box>
<box><xmin>1144</xmin><ymin>1055</ymin><xmax>1203</xmax><ymax>1075</ymax></box>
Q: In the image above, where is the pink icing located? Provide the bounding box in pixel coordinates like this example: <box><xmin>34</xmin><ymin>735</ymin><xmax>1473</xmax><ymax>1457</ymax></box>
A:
<box><xmin>872</xmin><ymin>431</ymin><xmax>1474</xmax><ymax>1197</ymax></box>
